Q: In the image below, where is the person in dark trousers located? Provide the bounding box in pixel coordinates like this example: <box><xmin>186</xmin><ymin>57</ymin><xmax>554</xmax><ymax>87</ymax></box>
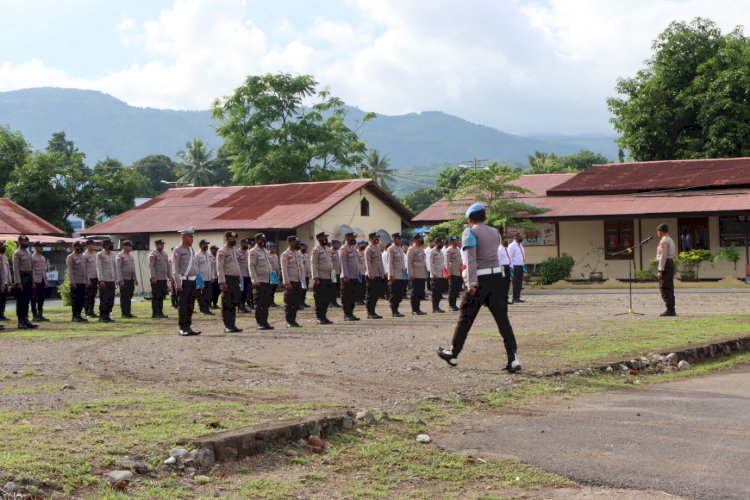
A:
<box><xmin>96</xmin><ymin>239</ymin><xmax>117</xmax><ymax>323</ymax></box>
<box><xmin>437</xmin><ymin>203</ymin><xmax>521</xmax><ymax>373</ymax></box>
<box><xmin>237</xmin><ymin>238</ymin><xmax>253</xmax><ymax>313</ymax></box>
<box><xmin>339</xmin><ymin>231</ymin><xmax>361</xmax><ymax>321</ymax></box>
<box><xmin>66</xmin><ymin>241</ymin><xmax>88</xmax><ymax>322</ymax></box>
<box><xmin>329</xmin><ymin>240</ymin><xmax>342</xmax><ymax>308</ymax></box>
<box><xmin>195</xmin><ymin>239</ymin><xmax>215</xmax><ymax>315</ymax></box>
<box><xmin>148</xmin><ymin>239</ymin><xmax>172</xmax><ymax>318</ymax></box>
<box><xmin>82</xmin><ymin>239</ymin><xmax>99</xmax><ymax>318</ymax></box>
<box><xmin>13</xmin><ymin>235</ymin><xmax>37</xmax><ymax>329</ymax></box>
<box><xmin>209</xmin><ymin>245</ymin><xmax>220</xmax><ymax>309</ymax></box>
<box><xmin>281</xmin><ymin>236</ymin><xmax>304</xmax><ymax>328</ymax></box>
<box><xmin>429</xmin><ymin>237</ymin><xmax>447</xmax><ymax>313</ymax></box>
<box><xmin>268</xmin><ymin>243</ymin><xmax>281</xmax><ymax>307</ymax></box>
<box><xmin>217</xmin><ymin>231</ymin><xmax>242</xmax><ymax>333</ymax></box>
<box><xmin>508</xmin><ymin>233</ymin><xmax>526</xmax><ymax>303</ymax></box>
<box><xmin>497</xmin><ymin>238</ymin><xmax>513</xmax><ymax>305</ymax></box>
<box><xmin>30</xmin><ymin>241</ymin><xmax>49</xmax><ymax>322</ymax></box>
<box><xmin>311</xmin><ymin>231</ymin><xmax>335</xmax><ymax>324</ymax></box>
<box><xmin>172</xmin><ymin>228</ymin><xmax>201</xmax><ymax>336</ymax></box>
<box><xmin>656</xmin><ymin>223</ymin><xmax>677</xmax><ymax>316</ymax></box>
<box><xmin>355</xmin><ymin>241</ymin><xmax>367</xmax><ymax>305</ymax></box>
<box><xmin>387</xmin><ymin>233</ymin><xmax>407</xmax><ymax>317</ymax></box>
<box><xmin>116</xmin><ymin>240</ymin><xmax>138</xmax><ymax>318</ymax></box>
<box><xmin>248</xmin><ymin>233</ymin><xmax>275</xmax><ymax>330</ymax></box>
<box><xmin>0</xmin><ymin>241</ymin><xmax>10</xmax><ymax>323</ymax></box>
<box><xmin>364</xmin><ymin>232</ymin><xmax>385</xmax><ymax>319</ymax></box>
<box><xmin>407</xmin><ymin>233</ymin><xmax>427</xmax><ymax>315</ymax></box>
<box><xmin>445</xmin><ymin>236</ymin><xmax>463</xmax><ymax>311</ymax></box>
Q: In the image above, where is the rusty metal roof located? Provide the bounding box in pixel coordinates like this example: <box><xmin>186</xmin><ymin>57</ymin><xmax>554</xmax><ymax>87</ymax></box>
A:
<box><xmin>0</xmin><ymin>233</ymin><xmax>79</xmax><ymax>244</ymax></box>
<box><xmin>83</xmin><ymin>179</ymin><xmax>413</xmax><ymax>235</ymax></box>
<box><xmin>0</xmin><ymin>198</ymin><xmax>64</xmax><ymax>235</ymax></box>
<box><xmin>548</xmin><ymin>158</ymin><xmax>750</xmax><ymax>196</ymax></box>
<box><xmin>413</xmin><ymin>173</ymin><xmax>576</xmax><ymax>223</ymax></box>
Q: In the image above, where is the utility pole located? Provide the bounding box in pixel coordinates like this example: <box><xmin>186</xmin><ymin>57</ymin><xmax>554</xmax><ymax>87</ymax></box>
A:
<box><xmin>459</xmin><ymin>158</ymin><xmax>489</xmax><ymax>171</ymax></box>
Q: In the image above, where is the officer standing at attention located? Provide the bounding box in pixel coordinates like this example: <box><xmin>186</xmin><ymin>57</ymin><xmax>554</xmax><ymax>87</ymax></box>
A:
<box><xmin>82</xmin><ymin>239</ymin><xmax>99</xmax><ymax>318</ymax></box>
<box><xmin>437</xmin><ymin>203</ymin><xmax>521</xmax><ymax>372</ymax></box>
<box><xmin>96</xmin><ymin>238</ymin><xmax>117</xmax><ymax>323</ymax></box>
<box><xmin>311</xmin><ymin>231</ymin><xmax>334</xmax><ymax>325</ymax></box>
<box><xmin>66</xmin><ymin>241</ymin><xmax>88</xmax><ymax>322</ymax></box>
<box><xmin>195</xmin><ymin>239</ymin><xmax>215</xmax><ymax>316</ymax></box>
<box><xmin>497</xmin><ymin>239</ymin><xmax>513</xmax><ymax>305</ymax></box>
<box><xmin>248</xmin><ymin>233</ymin><xmax>275</xmax><ymax>330</ymax></box>
<box><xmin>168</xmin><ymin>247</ymin><xmax>179</xmax><ymax>310</ymax></box>
<box><xmin>364</xmin><ymin>232</ymin><xmax>385</xmax><ymax>319</ymax></box>
<box><xmin>0</xmin><ymin>241</ymin><xmax>10</xmax><ymax>323</ymax></box>
<box><xmin>13</xmin><ymin>236</ymin><xmax>37</xmax><ymax>329</ymax></box>
<box><xmin>299</xmin><ymin>242</ymin><xmax>312</xmax><ymax>309</ymax></box>
<box><xmin>237</xmin><ymin>238</ymin><xmax>252</xmax><ymax>314</ymax></box>
<box><xmin>30</xmin><ymin>241</ymin><xmax>50</xmax><ymax>322</ymax></box>
<box><xmin>339</xmin><ymin>231</ymin><xmax>361</xmax><ymax>321</ymax></box>
<box><xmin>116</xmin><ymin>240</ymin><xmax>138</xmax><ymax>318</ymax></box>
<box><xmin>268</xmin><ymin>242</ymin><xmax>281</xmax><ymax>307</ymax></box>
<box><xmin>656</xmin><ymin>223</ymin><xmax>677</xmax><ymax>317</ymax></box>
<box><xmin>355</xmin><ymin>241</ymin><xmax>367</xmax><ymax>305</ymax></box>
<box><xmin>172</xmin><ymin>228</ymin><xmax>201</xmax><ymax>336</ymax></box>
<box><xmin>387</xmin><ymin>233</ymin><xmax>407</xmax><ymax>317</ymax></box>
<box><xmin>209</xmin><ymin>245</ymin><xmax>220</xmax><ymax>310</ymax></box>
<box><xmin>445</xmin><ymin>236</ymin><xmax>463</xmax><ymax>311</ymax></box>
<box><xmin>148</xmin><ymin>239</ymin><xmax>172</xmax><ymax>319</ymax></box>
<box><xmin>429</xmin><ymin>237</ymin><xmax>448</xmax><ymax>313</ymax></box>
<box><xmin>508</xmin><ymin>233</ymin><xmax>526</xmax><ymax>303</ymax></box>
<box><xmin>217</xmin><ymin>231</ymin><xmax>242</xmax><ymax>333</ymax></box>
<box><xmin>407</xmin><ymin>233</ymin><xmax>428</xmax><ymax>315</ymax></box>
<box><xmin>329</xmin><ymin>240</ymin><xmax>342</xmax><ymax>308</ymax></box>
<box><xmin>281</xmin><ymin>236</ymin><xmax>304</xmax><ymax>328</ymax></box>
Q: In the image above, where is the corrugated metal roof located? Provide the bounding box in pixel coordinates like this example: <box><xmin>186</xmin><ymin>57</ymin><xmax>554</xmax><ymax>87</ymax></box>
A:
<box><xmin>413</xmin><ymin>173</ymin><xmax>576</xmax><ymax>223</ymax></box>
<box><xmin>83</xmin><ymin>179</ymin><xmax>413</xmax><ymax>235</ymax></box>
<box><xmin>548</xmin><ymin>158</ymin><xmax>750</xmax><ymax>195</ymax></box>
<box><xmin>0</xmin><ymin>198</ymin><xmax>64</xmax><ymax>235</ymax></box>
<box><xmin>0</xmin><ymin>233</ymin><xmax>79</xmax><ymax>244</ymax></box>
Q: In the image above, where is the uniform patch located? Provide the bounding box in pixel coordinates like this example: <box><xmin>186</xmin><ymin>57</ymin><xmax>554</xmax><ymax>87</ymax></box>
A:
<box><xmin>462</xmin><ymin>228</ymin><xmax>477</xmax><ymax>249</ymax></box>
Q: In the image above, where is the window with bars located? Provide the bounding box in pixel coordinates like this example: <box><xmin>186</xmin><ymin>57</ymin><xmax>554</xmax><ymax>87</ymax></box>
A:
<box><xmin>360</xmin><ymin>197</ymin><xmax>370</xmax><ymax>216</ymax></box>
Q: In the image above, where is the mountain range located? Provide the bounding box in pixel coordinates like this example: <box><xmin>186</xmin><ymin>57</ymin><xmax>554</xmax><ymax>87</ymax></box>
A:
<box><xmin>0</xmin><ymin>87</ymin><xmax>619</xmax><ymax>195</ymax></box>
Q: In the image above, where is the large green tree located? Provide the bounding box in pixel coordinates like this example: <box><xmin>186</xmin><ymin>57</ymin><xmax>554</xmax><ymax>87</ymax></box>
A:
<box><xmin>401</xmin><ymin>165</ymin><xmax>474</xmax><ymax>214</ymax></box>
<box><xmin>363</xmin><ymin>149</ymin><xmax>396</xmax><ymax>191</ymax></box>
<box><xmin>528</xmin><ymin>150</ymin><xmax>610</xmax><ymax>173</ymax></box>
<box><xmin>213</xmin><ymin>73</ymin><xmax>374</xmax><ymax>184</ymax></box>
<box><xmin>175</xmin><ymin>139</ymin><xmax>215</xmax><ymax>186</ymax></box>
<box><xmin>0</xmin><ymin>125</ymin><xmax>30</xmax><ymax>196</ymax></box>
<box><xmin>608</xmin><ymin>18</ymin><xmax>750</xmax><ymax>160</ymax></box>
<box><xmin>132</xmin><ymin>154</ymin><xmax>179</xmax><ymax>197</ymax></box>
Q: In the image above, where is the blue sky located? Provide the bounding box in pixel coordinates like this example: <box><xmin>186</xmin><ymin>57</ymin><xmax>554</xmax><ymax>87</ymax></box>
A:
<box><xmin>1</xmin><ymin>0</ymin><xmax>748</xmax><ymax>134</ymax></box>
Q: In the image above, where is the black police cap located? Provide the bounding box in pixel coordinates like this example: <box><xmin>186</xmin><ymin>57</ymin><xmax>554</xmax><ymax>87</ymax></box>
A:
<box><xmin>315</xmin><ymin>231</ymin><xmax>330</xmax><ymax>239</ymax></box>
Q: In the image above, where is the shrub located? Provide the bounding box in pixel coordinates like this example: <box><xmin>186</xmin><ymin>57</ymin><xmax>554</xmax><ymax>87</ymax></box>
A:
<box><xmin>677</xmin><ymin>249</ymin><xmax>712</xmax><ymax>280</ymax></box>
<box><xmin>538</xmin><ymin>253</ymin><xmax>575</xmax><ymax>285</ymax></box>
<box><xmin>712</xmin><ymin>244</ymin><xmax>741</xmax><ymax>270</ymax></box>
<box><xmin>635</xmin><ymin>258</ymin><xmax>658</xmax><ymax>281</ymax></box>
<box><xmin>59</xmin><ymin>276</ymin><xmax>72</xmax><ymax>307</ymax></box>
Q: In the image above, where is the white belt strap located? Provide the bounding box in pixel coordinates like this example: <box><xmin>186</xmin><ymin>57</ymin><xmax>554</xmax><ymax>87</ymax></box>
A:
<box><xmin>476</xmin><ymin>267</ymin><xmax>504</xmax><ymax>276</ymax></box>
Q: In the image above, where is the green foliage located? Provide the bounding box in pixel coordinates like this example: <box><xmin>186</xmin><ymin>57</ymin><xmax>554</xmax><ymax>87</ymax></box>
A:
<box><xmin>401</xmin><ymin>187</ymin><xmax>441</xmax><ymax>214</ymax></box>
<box><xmin>676</xmin><ymin>249</ymin><xmax>713</xmax><ymax>280</ymax></box>
<box><xmin>400</xmin><ymin>165</ymin><xmax>475</xmax><ymax>214</ymax></box>
<box><xmin>59</xmin><ymin>276</ymin><xmax>72</xmax><ymax>307</ymax></box>
<box><xmin>213</xmin><ymin>73</ymin><xmax>373</xmax><ymax>185</ymax></box>
<box><xmin>608</xmin><ymin>18</ymin><xmax>750</xmax><ymax>160</ymax></box>
<box><xmin>0</xmin><ymin>125</ymin><xmax>30</xmax><ymax>196</ymax></box>
<box><xmin>3</xmin><ymin>240</ymin><xmax>17</xmax><ymax>259</ymax></box>
<box><xmin>175</xmin><ymin>139</ymin><xmax>215</xmax><ymax>186</ymax></box>
<box><xmin>538</xmin><ymin>253</ymin><xmax>575</xmax><ymax>285</ymax></box>
<box><xmin>635</xmin><ymin>259</ymin><xmax>659</xmax><ymax>281</ymax></box>
<box><xmin>528</xmin><ymin>150</ymin><xmax>610</xmax><ymax>173</ymax></box>
<box><xmin>132</xmin><ymin>154</ymin><xmax>179</xmax><ymax>197</ymax></box>
<box><xmin>712</xmin><ymin>244</ymin><xmax>741</xmax><ymax>270</ymax></box>
<box><xmin>362</xmin><ymin>149</ymin><xmax>396</xmax><ymax>191</ymax></box>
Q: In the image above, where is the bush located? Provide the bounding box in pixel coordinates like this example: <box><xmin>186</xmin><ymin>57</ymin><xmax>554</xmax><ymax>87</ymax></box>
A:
<box><xmin>538</xmin><ymin>253</ymin><xmax>575</xmax><ymax>285</ymax></box>
<box><xmin>677</xmin><ymin>249</ymin><xmax>712</xmax><ymax>280</ymax></box>
<box><xmin>59</xmin><ymin>276</ymin><xmax>72</xmax><ymax>307</ymax></box>
<box><xmin>635</xmin><ymin>258</ymin><xmax>658</xmax><ymax>281</ymax></box>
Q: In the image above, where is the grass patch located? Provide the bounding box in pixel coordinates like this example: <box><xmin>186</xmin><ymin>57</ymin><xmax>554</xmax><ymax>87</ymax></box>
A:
<box><xmin>239</xmin><ymin>477</ymin><xmax>300</xmax><ymax>498</ymax></box>
<box><xmin>1</xmin><ymin>383</ymin><xmax>60</xmax><ymax>395</ymax></box>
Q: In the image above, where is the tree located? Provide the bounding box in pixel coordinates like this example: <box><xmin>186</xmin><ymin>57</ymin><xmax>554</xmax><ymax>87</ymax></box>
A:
<box><xmin>401</xmin><ymin>187</ymin><xmax>441</xmax><ymax>214</ymax></box>
<box><xmin>212</xmin><ymin>73</ymin><xmax>374</xmax><ymax>185</ymax></box>
<box><xmin>0</xmin><ymin>125</ymin><xmax>30</xmax><ymax>196</ymax></box>
<box><xmin>362</xmin><ymin>149</ymin><xmax>397</xmax><ymax>190</ymax></box>
<box><xmin>91</xmin><ymin>158</ymin><xmax>146</xmax><ymax>217</ymax></box>
<box><xmin>558</xmin><ymin>150</ymin><xmax>610</xmax><ymax>170</ymax></box>
<box><xmin>608</xmin><ymin>18</ymin><xmax>750</xmax><ymax>160</ymax></box>
<box><xmin>132</xmin><ymin>154</ymin><xmax>179</xmax><ymax>196</ymax></box>
<box><xmin>175</xmin><ymin>139</ymin><xmax>215</xmax><ymax>186</ymax></box>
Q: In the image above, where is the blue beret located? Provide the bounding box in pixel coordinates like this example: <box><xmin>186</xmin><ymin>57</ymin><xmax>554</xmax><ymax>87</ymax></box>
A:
<box><xmin>465</xmin><ymin>203</ymin><xmax>485</xmax><ymax>218</ymax></box>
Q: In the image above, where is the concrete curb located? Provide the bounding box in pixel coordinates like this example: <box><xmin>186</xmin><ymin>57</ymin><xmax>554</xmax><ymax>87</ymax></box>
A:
<box><xmin>186</xmin><ymin>411</ymin><xmax>355</xmax><ymax>462</ymax></box>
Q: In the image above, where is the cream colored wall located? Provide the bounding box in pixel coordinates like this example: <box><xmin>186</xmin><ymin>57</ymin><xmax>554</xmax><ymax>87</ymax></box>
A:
<box><xmin>313</xmin><ymin>188</ymin><xmax>403</xmax><ymax>240</ymax></box>
<box><xmin>524</xmin><ymin>245</ymin><xmax>558</xmax><ymax>264</ymax></box>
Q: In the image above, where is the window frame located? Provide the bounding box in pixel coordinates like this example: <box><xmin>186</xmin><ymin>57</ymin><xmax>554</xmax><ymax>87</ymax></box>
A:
<box><xmin>604</xmin><ymin>219</ymin><xmax>635</xmax><ymax>260</ymax></box>
<box><xmin>360</xmin><ymin>197</ymin><xmax>370</xmax><ymax>217</ymax></box>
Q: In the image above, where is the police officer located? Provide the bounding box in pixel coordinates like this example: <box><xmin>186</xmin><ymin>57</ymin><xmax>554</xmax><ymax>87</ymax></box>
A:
<box><xmin>168</xmin><ymin>247</ymin><xmax>179</xmax><ymax>310</ymax></box>
<box><xmin>82</xmin><ymin>239</ymin><xmax>99</xmax><ymax>318</ymax></box>
<box><xmin>437</xmin><ymin>203</ymin><xmax>520</xmax><ymax>372</ymax></box>
<box><xmin>429</xmin><ymin>237</ymin><xmax>448</xmax><ymax>313</ymax></box>
<box><xmin>299</xmin><ymin>242</ymin><xmax>312</xmax><ymax>309</ymax></box>
<box><xmin>66</xmin><ymin>241</ymin><xmax>88</xmax><ymax>322</ymax></box>
<box><xmin>30</xmin><ymin>241</ymin><xmax>49</xmax><ymax>322</ymax></box>
<box><xmin>311</xmin><ymin>231</ymin><xmax>334</xmax><ymax>325</ymax></box>
<box><xmin>339</xmin><ymin>231</ymin><xmax>361</xmax><ymax>321</ymax></box>
<box><xmin>497</xmin><ymin>238</ymin><xmax>513</xmax><ymax>305</ymax></box>
<box><xmin>268</xmin><ymin>242</ymin><xmax>281</xmax><ymax>307</ymax></box>
<box><xmin>656</xmin><ymin>223</ymin><xmax>677</xmax><ymax>316</ymax></box>
<box><xmin>249</xmin><ymin>233</ymin><xmax>274</xmax><ymax>330</ymax></box>
<box><xmin>96</xmin><ymin>238</ymin><xmax>117</xmax><ymax>323</ymax></box>
<box><xmin>387</xmin><ymin>233</ymin><xmax>407</xmax><ymax>317</ymax></box>
<box><xmin>237</xmin><ymin>238</ymin><xmax>252</xmax><ymax>313</ymax></box>
<box><xmin>209</xmin><ymin>245</ymin><xmax>220</xmax><ymax>309</ymax></box>
<box><xmin>195</xmin><ymin>239</ymin><xmax>214</xmax><ymax>315</ymax></box>
<box><xmin>217</xmin><ymin>231</ymin><xmax>243</xmax><ymax>333</ymax></box>
<box><xmin>148</xmin><ymin>239</ymin><xmax>172</xmax><ymax>319</ymax></box>
<box><xmin>445</xmin><ymin>236</ymin><xmax>463</xmax><ymax>311</ymax></box>
<box><xmin>329</xmin><ymin>240</ymin><xmax>342</xmax><ymax>308</ymax></box>
<box><xmin>0</xmin><ymin>241</ymin><xmax>10</xmax><ymax>322</ymax></box>
<box><xmin>13</xmin><ymin>235</ymin><xmax>37</xmax><ymax>329</ymax></box>
<box><xmin>508</xmin><ymin>233</ymin><xmax>526</xmax><ymax>303</ymax></box>
<box><xmin>172</xmin><ymin>228</ymin><xmax>201</xmax><ymax>336</ymax></box>
<box><xmin>281</xmin><ymin>236</ymin><xmax>304</xmax><ymax>328</ymax></box>
<box><xmin>407</xmin><ymin>233</ymin><xmax>428</xmax><ymax>315</ymax></box>
<box><xmin>116</xmin><ymin>240</ymin><xmax>138</xmax><ymax>318</ymax></box>
<box><xmin>364</xmin><ymin>232</ymin><xmax>385</xmax><ymax>319</ymax></box>
<box><xmin>355</xmin><ymin>241</ymin><xmax>367</xmax><ymax>305</ymax></box>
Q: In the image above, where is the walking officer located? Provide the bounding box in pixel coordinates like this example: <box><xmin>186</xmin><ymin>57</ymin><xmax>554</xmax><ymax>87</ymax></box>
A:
<box><xmin>13</xmin><ymin>235</ymin><xmax>37</xmax><ymax>329</ymax></box>
<box><xmin>148</xmin><ymin>239</ymin><xmax>172</xmax><ymax>319</ymax></box>
<box><xmin>429</xmin><ymin>237</ymin><xmax>448</xmax><ymax>313</ymax></box>
<box><xmin>656</xmin><ymin>223</ymin><xmax>677</xmax><ymax>316</ymax></box>
<box><xmin>30</xmin><ymin>241</ymin><xmax>50</xmax><ymax>322</ymax></box>
<box><xmin>311</xmin><ymin>231</ymin><xmax>335</xmax><ymax>325</ymax></box>
<box><xmin>82</xmin><ymin>239</ymin><xmax>99</xmax><ymax>318</ymax></box>
<box><xmin>66</xmin><ymin>241</ymin><xmax>88</xmax><ymax>322</ymax></box>
<box><xmin>387</xmin><ymin>233</ymin><xmax>407</xmax><ymax>317</ymax></box>
<box><xmin>437</xmin><ymin>203</ymin><xmax>521</xmax><ymax>372</ymax></box>
<box><xmin>195</xmin><ymin>239</ymin><xmax>215</xmax><ymax>315</ymax></box>
<box><xmin>364</xmin><ymin>232</ymin><xmax>385</xmax><ymax>319</ymax></box>
<box><xmin>339</xmin><ymin>231</ymin><xmax>361</xmax><ymax>321</ymax></box>
<box><xmin>116</xmin><ymin>240</ymin><xmax>138</xmax><ymax>318</ymax></box>
<box><xmin>172</xmin><ymin>228</ymin><xmax>201</xmax><ymax>336</ymax></box>
<box><xmin>96</xmin><ymin>238</ymin><xmax>117</xmax><ymax>323</ymax></box>
<box><xmin>217</xmin><ymin>231</ymin><xmax>243</xmax><ymax>333</ymax></box>
<box><xmin>407</xmin><ymin>233</ymin><xmax>427</xmax><ymax>315</ymax></box>
<box><xmin>237</xmin><ymin>238</ymin><xmax>252</xmax><ymax>313</ymax></box>
<box><xmin>445</xmin><ymin>236</ymin><xmax>463</xmax><ymax>311</ymax></box>
<box><xmin>281</xmin><ymin>236</ymin><xmax>305</xmax><ymax>328</ymax></box>
<box><xmin>0</xmin><ymin>241</ymin><xmax>10</xmax><ymax>322</ymax></box>
<box><xmin>248</xmin><ymin>233</ymin><xmax>274</xmax><ymax>330</ymax></box>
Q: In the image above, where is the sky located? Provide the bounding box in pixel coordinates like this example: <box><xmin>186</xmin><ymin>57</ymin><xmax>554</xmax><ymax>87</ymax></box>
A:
<box><xmin>1</xmin><ymin>0</ymin><xmax>749</xmax><ymax>134</ymax></box>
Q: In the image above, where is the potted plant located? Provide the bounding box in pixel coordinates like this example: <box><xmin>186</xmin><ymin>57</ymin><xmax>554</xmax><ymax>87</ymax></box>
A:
<box><xmin>580</xmin><ymin>243</ymin><xmax>607</xmax><ymax>283</ymax></box>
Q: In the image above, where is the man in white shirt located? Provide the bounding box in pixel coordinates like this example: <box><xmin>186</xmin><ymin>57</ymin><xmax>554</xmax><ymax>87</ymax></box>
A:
<box><xmin>497</xmin><ymin>238</ymin><xmax>513</xmax><ymax>305</ymax></box>
<box><xmin>508</xmin><ymin>233</ymin><xmax>526</xmax><ymax>303</ymax></box>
